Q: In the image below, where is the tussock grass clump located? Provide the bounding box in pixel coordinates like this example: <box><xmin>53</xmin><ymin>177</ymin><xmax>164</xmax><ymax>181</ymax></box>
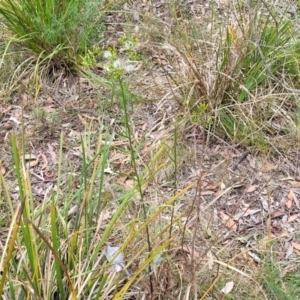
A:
<box><xmin>143</xmin><ymin>1</ymin><xmax>300</xmax><ymax>152</ymax></box>
<box><xmin>0</xmin><ymin>0</ymin><xmax>106</xmax><ymax>70</ymax></box>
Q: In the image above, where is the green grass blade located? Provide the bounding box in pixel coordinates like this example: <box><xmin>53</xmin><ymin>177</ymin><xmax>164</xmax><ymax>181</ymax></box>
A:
<box><xmin>50</xmin><ymin>204</ymin><xmax>65</xmax><ymax>299</ymax></box>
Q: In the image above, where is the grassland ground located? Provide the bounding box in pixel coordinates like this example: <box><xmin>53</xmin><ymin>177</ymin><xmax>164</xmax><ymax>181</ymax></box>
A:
<box><xmin>0</xmin><ymin>0</ymin><xmax>300</xmax><ymax>299</ymax></box>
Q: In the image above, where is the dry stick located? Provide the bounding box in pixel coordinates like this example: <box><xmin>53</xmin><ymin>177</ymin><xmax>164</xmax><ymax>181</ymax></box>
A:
<box><xmin>168</xmin><ymin>125</ymin><xmax>178</xmax><ymax>246</ymax></box>
<box><xmin>176</xmin><ymin>34</ymin><xmax>210</xmax><ymax>287</ymax></box>
<box><xmin>181</xmin><ymin>127</ymin><xmax>207</xmax><ymax>294</ymax></box>
<box><xmin>230</xmin><ymin>151</ymin><xmax>250</xmax><ymax>171</ymax></box>
<box><xmin>28</xmin><ymin>219</ymin><xmax>77</xmax><ymax>300</ymax></box>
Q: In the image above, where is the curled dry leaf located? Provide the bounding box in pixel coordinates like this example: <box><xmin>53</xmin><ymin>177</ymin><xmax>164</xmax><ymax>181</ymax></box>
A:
<box><xmin>221</xmin><ymin>281</ymin><xmax>234</xmax><ymax>294</ymax></box>
<box><xmin>99</xmin><ymin>209</ymin><xmax>114</xmax><ymax>222</ymax></box>
<box><xmin>204</xmin><ymin>183</ymin><xmax>219</xmax><ymax>191</ymax></box>
<box><xmin>38</xmin><ymin>152</ymin><xmax>48</xmax><ymax>170</ymax></box>
<box><xmin>261</xmin><ymin>162</ymin><xmax>278</xmax><ymax>172</ymax></box>
<box><xmin>248</xmin><ymin>251</ymin><xmax>261</xmax><ymax>263</ymax></box>
<box><xmin>220</xmin><ymin>182</ymin><xmax>226</xmax><ymax>190</ymax></box>
<box><xmin>285</xmin><ymin>198</ymin><xmax>292</xmax><ymax>209</ymax></box>
<box><xmin>0</xmin><ymin>160</ymin><xmax>5</xmax><ymax>175</ymax></box>
<box><xmin>288</xmin><ymin>181</ymin><xmax>300</xmax><ymax>188</ymax></box>
<box><xmin>3</xmin><ymin>121</ymin><xmax>13</xmax><ymax>130</ymax></box>
<box><xmin>280</xmin><ymin>265</ymin><xmax>296</xmax><ymax>278</ymax></box>
<box><xmin>242</xmin><ymin>208</ymin><xmax>261</xmax><ymax>217</ymax></box>
<box><xmin>291</xmin><ymin>241</ymin><xmax>300</xmax><ymax>251</ymax></box>
<box><xmin>285</xmin><ymin>242</ymin><xmax>294</xmax><ymax>259</ymax></box>
<box><xmin>271</xmin><ymin>211</ymin><xmax>285</xmax><ymax>218</ymax></box>
<box><xmin>47</xmin><ymin>143</ymin><xmax>57</xmax><ymax>164</ymax></box>
<box><xmin>288</xmin><ymin>190</ymin><xmax>300</xmax><ymax>209</ymax></box>
<box><xmin>104</xmin><ymin>167</ymin><xmax>116</xmax><ymax>175</ymax></box>
<box><xmin>9</xmin><ymin>116</ymin><xmax>20</xmax><ymax>125</ymax></box>
<box><xmin>68</xmin><ymin>205</ymin><xmax>78</xmax><ymax>219</ymax></box>
<box><xmin>219</xmin><ymin>211</ymin><xmax>237</xmax><ymax>231</ymax></box>
<box><xmin>24</xmin><ymin>153</ymin><xmax>39</xmax><ymax>169</ymax></box>
<box><xmin>240</xmin><ymin>247</ymin><xmax>248</xmax><ymax>260</ymax></box>
<box><xmin>246</xmin><ymin>185</ymin><xmax>258</xmax><ymax>193</ymax></box>
<box><xmin>43</xmin><ymin>105</ymin><xmax>56</xmax><ymax>113</ymax></box>
<box><xmin>116</xmin><ymin>177</ymin><xmax>135</xmax><ymax>190</ymax></box>
<box><xmin>25</xmin><ymin>159</ymin><xmax>39</xmax><ymax>169</ymax></box>
<box><xmin>181</xmin><ymin>246</ymin><xmax>201</xmax><ymax>259</ymax></box>
<box><xmin>24</xmin><ymin>153</ymin><xmax>37</xmax><ymax>160</ymax></box>
<box><xmin>201</xmin><ymin>190</ymin><xmax>215</xmax><ymax>195</ymax></box>
<box><xmin>288</xmin><ymin>213</ymin><xmax>300</xmax><ymax>223</ymax></box>
<box><xmin>207</xmin><ymin>251</ymin><xmax>213</xmax><ymax>270</ymax></box>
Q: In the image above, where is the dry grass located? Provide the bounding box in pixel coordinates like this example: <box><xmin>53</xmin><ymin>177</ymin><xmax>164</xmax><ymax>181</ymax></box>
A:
<box><xmin>135</xmin><ymin>0</ymin><xmax>300</xmax><ymax>153</ymax></box>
